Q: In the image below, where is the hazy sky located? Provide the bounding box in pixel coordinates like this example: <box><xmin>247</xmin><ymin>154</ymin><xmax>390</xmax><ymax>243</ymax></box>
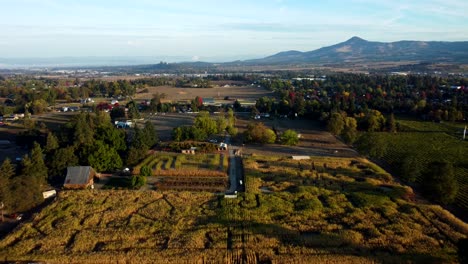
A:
<box><xmin>1</xmin><ymin>0</ymin><xmax>467</xmax><ymax>61</ymax></box>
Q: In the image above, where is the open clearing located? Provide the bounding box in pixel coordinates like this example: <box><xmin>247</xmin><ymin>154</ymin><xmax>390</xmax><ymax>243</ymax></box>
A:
<box><xmin>133</xmin><ymin>85</ymin><xmax>274</xmax><ymax>102</ymax></box>
<box><xmin>1</xmin><ymin>155</ymin><xmax>466</xmax><ymax>263</ymax></box>
<box><xmin>237</xmin><ymin>117</ymin><xmax>358</xmax><ymax>157</ymax></box>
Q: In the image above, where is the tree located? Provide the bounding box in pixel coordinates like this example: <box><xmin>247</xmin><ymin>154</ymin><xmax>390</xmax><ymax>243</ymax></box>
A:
<box><xmin>399</xmin><ymin>154</ymin><xmax>423</xmax><ymax>183</ymax></box>
<box><xmin>141</xmin><ymin>121</ymin><xmax>158</xmax><ymax>148</ymax></box>
<box><xmin>387</xmin><ymin>113</ymin><xmax>397</xmax><ymax>133</ymax></box>
<box><xmin>45</xmin><ymin>132</ymin><xmax>59</xmax><ymax>153</ymax></box>
<box><xmin>280</xmin><ymin>129</ymin><xmax>299</xmax><ymax>146</ymax></box>
<box><xmin>28</xmin><ymin>142</ymin><xmax>48</xmax><ymax>187</ymax></box>
<box><xmin>421</xmin><ymin>161</ymin><xmax>458</xmax><ymax>204</ymax></box>
<box><xmin>355</xmin><ymin>132</ymin><xmax>387</xmax><ymax>158</ymax></box>
<box><xmin>263</xmin><ymin>129</ymin><xmax>277</xmax><ymax>144</ymax></box>
<box><xmin>327</xmin><ymin>112</ymin><xmax>345</xmax><ymax>135</ymax></box>
<box><xmin>110</xmin><ymin>107</ymin><xmax>126</xmax><ymax>120</ymax></box>
<box><xmin>127</xmin><ymin>100</ymin><xmax>140</xmax><ymax>119</ymax></box>
<box><xmin>84</xmin><ymin>140</ymin><xmax>123</xmax><ymax>172</ymax></box>
<box><xmin>216</xmin><ymin>114</ymin><xmax>228</xmax><ymax>134</ymax></box>
<box><xmin>245</xmin><ymin>123</ymin><xmax>276</xmax><ymax>144</ymax></box>
<box><xmin>126</xmin><ymin>146</ymin><xmax>148</xmax><ymax>166</ymax></box>
<box><xmin>194</xmin><ymin>111</ymin><xmax>217</xmax><ymax>137</ymax></box>
<box><xmin>365</xmin><ymin>110</ymin><xmax>386</xmax><ymax>132</ymax></box>
<box><xmin>96</xmin><ymin>125</ymin><xmax>126</xmax><ymax>152</ymax></box>
<box><xmin>0</xmin><ymin>159</ymin><xmax>15</xmax><ymax>209</ymax></box>
<box><xmin>233</xmin><ymin>100</ymin><xmax>241</xmax><ymax>110</ymax></box>
<box><xmin>73</xmin><ymin>113</ymin><xmax>95</xmax><ymax>146</ymax></box>
<box><xmin>172</xmin><ymin>127</ymin><xmax>184</xmax><ymax>142</ymax></box>
<box><xmin>13</xmin><ymin>155</ymin><xmax>43</xmax><ymax>212</ymax></box>
<box><xmin>226</xmin><ymin>125</ymin><xmax>238</xmax><ymax>136</ymax></box>
<box><xmin>341</xmin><ymin>117</ymin><xmax>358</xmax><ymax>144</ymax></box>
<box><xmin>48</xmin><ymin>146</ymin><xmax>78</xmax><ymax>183</ymax></box>
<box><xmin>226</xmin><ymin>108</ymin><xmax>236</xmax><ymax>127</ymax></box>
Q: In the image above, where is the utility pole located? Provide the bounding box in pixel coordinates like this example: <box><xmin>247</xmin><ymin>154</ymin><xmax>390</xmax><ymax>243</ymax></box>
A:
<box><xmin>464</xmin><ymin>125</ymin><xmax>467</xmax><ymax>140</ymax></box>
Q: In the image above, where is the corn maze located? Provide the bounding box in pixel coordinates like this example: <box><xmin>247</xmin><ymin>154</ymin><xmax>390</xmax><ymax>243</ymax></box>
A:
<box><xmin>0</xmin><ymin>155</ymin><xmax>467</xmax><ymax>263</ymax></box>
<box><xmin>134</xmin><ymin>153</ymin><xmax>229</xmax><ymax>192</ymax></box>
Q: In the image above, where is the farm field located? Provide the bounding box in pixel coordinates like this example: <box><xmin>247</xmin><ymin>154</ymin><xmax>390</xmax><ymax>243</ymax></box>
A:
<box><xmin>0</xmin><ymin>155</ymin><xmax>466</xmax><ymax>263</ymax></box>
<box><xmin>237</xmin><ymin>117</ymin><xmax>358</xmax><ymax>157</ymax></box>
<box><xmin>133</xmin><ymin>85</ymin><xmax>274</xmax><ymax>102</ymax></box>
<box><xmin>133</xmin><ymin>153</ymin><xmax>229</xmax><ymax>192</ymax></box>
<box><xmin>397</xmin><ymin>119</ymin><xmax>466</xmax><ymax>135</ymax></box>
<box><xmin>369</xmin><ymin>131</ymin><xmax>468</xmax><ymax>213</ymax></box>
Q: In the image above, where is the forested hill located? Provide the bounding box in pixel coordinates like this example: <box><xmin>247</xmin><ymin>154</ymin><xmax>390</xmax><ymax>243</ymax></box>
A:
<box><xmin>243</xmin><ymin>36</ymin><xmax>468</xmax><ymax>65</ymax></box>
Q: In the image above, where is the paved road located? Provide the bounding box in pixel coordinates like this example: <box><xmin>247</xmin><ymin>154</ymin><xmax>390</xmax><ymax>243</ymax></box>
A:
<box><xmin>225</xmin><ymin>135</ymin><xmax>244</xmax><ymax>194</ymax></box>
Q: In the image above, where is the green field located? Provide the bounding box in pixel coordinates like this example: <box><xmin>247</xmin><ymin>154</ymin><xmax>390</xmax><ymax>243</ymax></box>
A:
<box><xmin>0</xmin><ymin>155</ymin><xmax>466</xmax><ymax>263</ymax></box>
<box><xmin>398</xmin><ymin>119</ymin><xmax>466</xmax><ymax>135</ymax></box>
<box><xmin>367</xmin><ymin>129</ymin><xmax>468</xmax><ymax>210</ymax></box>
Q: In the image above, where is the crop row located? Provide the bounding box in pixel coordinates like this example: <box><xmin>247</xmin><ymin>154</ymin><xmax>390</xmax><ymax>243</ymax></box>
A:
<box><xmin>153</xmin><ymin>169</ymin><xmax>227</xmax><ymax>178</ymax></box>
<box><xmin>373</xmin><ymin>132</ymin><xmax>468</xmax><ymax>209</ymax></box>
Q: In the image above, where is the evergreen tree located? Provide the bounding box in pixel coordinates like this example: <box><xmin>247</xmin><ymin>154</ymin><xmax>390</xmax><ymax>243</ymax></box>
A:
<box><xmin>85</xmin><ymin>140</ymin><xmax>123</xmax><ymax>172</ymax></box>
<box><xmin>45</xmin><ymin>132</ymin><xmax>59</xmax><ymax>153</ymax></box>
<box><xmin>49</xmin><ymin>146</ymin><xmax>79</xmax><ymax>183</ymax></box>
<box><xmin>0</xmin><ymin>158</ymin><xmax>15</xmax><ymax>209</ymax></box>
<box><xmin>96</xmin><ymin>125</ymin><xmax>127</xmax><ymax>152</ymax></box>
<box><xmin>142</xmin><ymin>121</ymin><xmax>158</xmax><ymax>147</ymax></box>
<box><xmin>14</xmin><ymin>155</ymin><xmax>43</xmax><ymax>211</ymax></box>
<box><xmin>29</xmin><ymin>142</ymin><xmax>48</xmax><ymax>187</ymax></box>
<box><xmin>127</xmin><ymin>100</ymin><xmax>140</xmax><ymax>119</ymax></box>
<box><xmin>73</xmin><ymin>113</ymin><xmax>94</xmax><ymax>146</ymax></box>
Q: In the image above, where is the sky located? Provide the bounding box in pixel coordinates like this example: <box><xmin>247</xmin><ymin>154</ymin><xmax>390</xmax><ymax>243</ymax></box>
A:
<box><xmin>0</xmin><ymin>0</ymin><xmax>468</xmax><ymax>62</ymax></box>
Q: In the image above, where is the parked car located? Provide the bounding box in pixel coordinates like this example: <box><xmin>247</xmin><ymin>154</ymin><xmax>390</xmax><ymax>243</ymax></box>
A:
<box><xmin>10</xmin><ymin>213</ymin><xmax>23</xmax><ymax>220</ymax></box>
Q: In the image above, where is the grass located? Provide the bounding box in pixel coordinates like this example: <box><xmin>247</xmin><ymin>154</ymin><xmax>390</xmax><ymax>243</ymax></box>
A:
<box><xmin>0</xmin><ymin>155</ymin><xmax>466</xmax><ymax>263</ymax></box>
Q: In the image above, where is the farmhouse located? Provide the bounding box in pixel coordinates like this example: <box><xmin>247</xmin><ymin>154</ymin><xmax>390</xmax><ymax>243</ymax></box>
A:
<box><xmin>63</xmin><ymin>166</ymin><xmax>97</xmax><ymax>189</ymax></box>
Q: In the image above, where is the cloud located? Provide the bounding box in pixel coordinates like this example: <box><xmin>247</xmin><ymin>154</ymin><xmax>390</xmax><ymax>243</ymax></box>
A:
<box><xmin>191</xmin><ymin>55</ymin><xmax>200</xmax><ymax>61</ymax></box>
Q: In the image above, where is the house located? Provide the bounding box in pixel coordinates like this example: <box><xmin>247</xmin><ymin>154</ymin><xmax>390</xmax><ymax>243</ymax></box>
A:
<box><xmin>63</xmin><ymin>166</ymin><xmax>97</xmax><ymax>189</ymax></box>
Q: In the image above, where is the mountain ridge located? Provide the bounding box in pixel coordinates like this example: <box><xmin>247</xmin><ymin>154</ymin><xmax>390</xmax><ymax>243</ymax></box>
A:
<box><xmin>243</xmin><ymin>37</ymin><xmax>468</xmax><ymax>65</ymax></box>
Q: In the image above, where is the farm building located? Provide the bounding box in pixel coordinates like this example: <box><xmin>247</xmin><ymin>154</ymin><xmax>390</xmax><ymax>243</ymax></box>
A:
<box><xmin>63</xmin><ymin>166</ymin><xmax>97</xmax><ymax>189</ymax></box>
<box><xmin>291</xmin><ymin>156</ymin><xmax>310</xmax><ymax>160</ymax></box>
<box><xmin>202</xmin><ymin>97</ymin><xmax>215</xmax><ymax>106</ymax></box>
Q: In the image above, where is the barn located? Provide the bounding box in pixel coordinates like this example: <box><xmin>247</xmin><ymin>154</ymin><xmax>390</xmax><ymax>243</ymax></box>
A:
<box><xmin>63</xmin><ymin>166</ymin><xmax>97</xmax><ymax>189</ymax></box>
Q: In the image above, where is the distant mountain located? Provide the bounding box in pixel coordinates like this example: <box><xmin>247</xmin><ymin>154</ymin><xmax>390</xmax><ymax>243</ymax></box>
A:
<box><xmin>244</xmin><ymin>36</ymin><xmax>468</xmax><ymax>65</ymax></box>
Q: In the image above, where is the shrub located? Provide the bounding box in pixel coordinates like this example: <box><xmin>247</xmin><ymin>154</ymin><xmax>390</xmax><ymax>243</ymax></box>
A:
<box><xmin>140</xmin><ymin>166</ymin><xmax>152</xmax><ymax>176</ymax></box>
